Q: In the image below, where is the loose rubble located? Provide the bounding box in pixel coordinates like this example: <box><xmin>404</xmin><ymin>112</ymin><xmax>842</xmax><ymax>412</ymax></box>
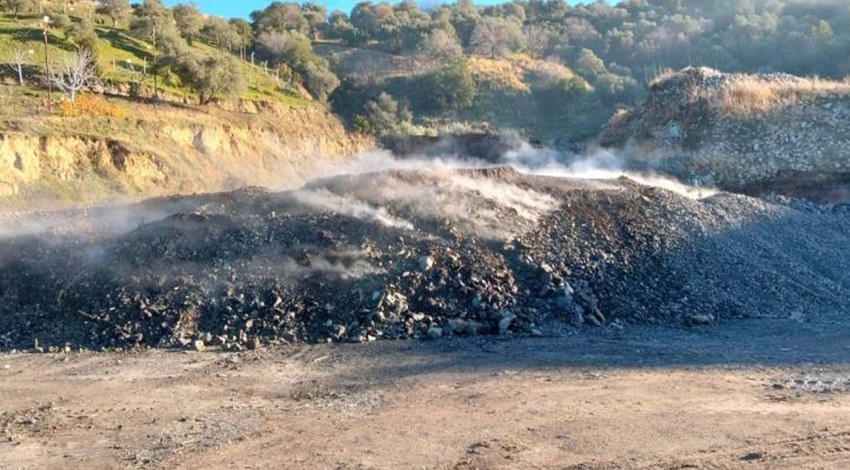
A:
<box><xmin>600</xmin><ymin>67</ymin><xmax>850</xmax><ymax>203</ymax></box>
<box><xmin>0</xmin><ymin>167</ymin><xmax>849</xmax><ymax>351</ymax></box>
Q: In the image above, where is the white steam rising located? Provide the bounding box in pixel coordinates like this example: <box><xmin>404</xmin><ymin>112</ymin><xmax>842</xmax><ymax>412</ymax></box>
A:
<box><xmin>503</xmin><ymin>144</ymin><xmax>718</xmax><ymax>199</ymax></box>
<box><xmin>279</xmin><ymin>250</ymin><xmax>383</xmax><ymax>280</ymax></box>
<box><xmin>0</xmin><ymin>200</ymin><xmax>206</xmax><ymax>239</ymax></box>
<box><xmin>291</xmin><ymin>188</ymin><xmax>415</xmax><ymax>231</ymax></box>
<box><xmin>355</xmin><ymin>169</ymin><xmax>558</xmax><ymax>239</ymax></box>
<box><xmin>313</xmin><ymin>139</ymin><xmax>717</xmax><ymax>201</ymax></box>
<box><xmin>0</xmin><ymin>137</ymin><xmax>718</xmax><ymax>239</ymax></box>
<box><xmin>288</xmin><ymin>141</ymin><xmax>718</xmax><ymax>239</ymax></box>
<box><xmin>443</xmin><ymin>174</ymin><xmax>556</xmax><ymax>222</ymax></box>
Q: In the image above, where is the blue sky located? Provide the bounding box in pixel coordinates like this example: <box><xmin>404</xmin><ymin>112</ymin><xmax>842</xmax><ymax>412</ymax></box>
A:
<box><xmin>156</xmin><ymin>1</ymin><xmax>594</xmax><ymax>19</ymax></box>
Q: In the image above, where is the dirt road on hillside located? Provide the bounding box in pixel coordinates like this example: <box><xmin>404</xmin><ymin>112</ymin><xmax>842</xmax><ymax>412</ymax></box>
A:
<box><xmin>2</xmin><ymin>316</ymin><xmax>850</xmax><ymax>469</ymax></box>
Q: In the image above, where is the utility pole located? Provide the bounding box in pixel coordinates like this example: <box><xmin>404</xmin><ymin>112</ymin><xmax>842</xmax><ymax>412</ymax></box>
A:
<box><xmin>152</xmin><ymin>23</ymin><xmax>159</xmax><ymax>99</ymax></box>
<box><xmin>42</xmin><ymin>15</ymin><xmax>52</xmax><ymax>112</ymax></box>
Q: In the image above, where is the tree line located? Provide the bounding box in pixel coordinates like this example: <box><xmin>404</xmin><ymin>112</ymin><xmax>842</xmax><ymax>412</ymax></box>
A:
<box><xmin>3</xmin><ymin>0</ymin><xmax>850</xmax><ymax>134</ymax></box>
<box><xmin>251</xmin><ymin>0</ymin><xmax>850</xmax><ymax>136</ymax></box>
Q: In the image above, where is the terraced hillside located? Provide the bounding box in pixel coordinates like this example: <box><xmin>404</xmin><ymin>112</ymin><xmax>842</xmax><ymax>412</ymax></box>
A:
<box><xmin>0</xmin><ymin>13</ymin><xmax>371</xmax><ymax>206</ymax></box>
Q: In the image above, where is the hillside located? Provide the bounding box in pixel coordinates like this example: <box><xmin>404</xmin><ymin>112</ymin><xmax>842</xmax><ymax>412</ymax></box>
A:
<box><xmin>599</xmin><ymin>67</ymin><xmax>850</xmax><ymax>202</ymax></box>
<box><xmin>0</xmin><ymin>12</ymin><xmax>371</xmax><ymax>207</ymax></box>
<box><xmin>0</xmin><ymin>12</ymin><xmax>303</xmax><ymax>103</ymax></box>
<box><xmin>317</xmin><ymin>43</ymin><xmax>603</xmax><ymax>143</ymax></box>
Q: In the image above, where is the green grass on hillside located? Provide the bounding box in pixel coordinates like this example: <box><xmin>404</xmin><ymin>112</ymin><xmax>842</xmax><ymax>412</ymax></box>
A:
<box><xmin>0</xmin><ymin>13</ymin><xmax>309</xmax><ymax>107</ymax></box>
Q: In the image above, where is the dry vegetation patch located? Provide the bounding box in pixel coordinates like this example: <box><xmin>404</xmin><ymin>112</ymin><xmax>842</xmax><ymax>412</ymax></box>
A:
<box><xmin>468</xmin><ymin>56</ymin><xmax>529</xmax><ymax>92</ymax></box>
<box><xmin>468</xmin><ymin>54</ymin><xmax>576</xmax><ymax>93</ymax></box>
<box><xmin>717</xmin><ymin>76</ymin><xmax>850</xmax><ymax>116</ymax></box>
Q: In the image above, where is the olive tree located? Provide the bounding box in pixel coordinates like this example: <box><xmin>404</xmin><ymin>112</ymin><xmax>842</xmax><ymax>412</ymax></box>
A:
<box><xmin>201</xmin><ymin>16</ymin><xmax>239</xmax><ymax>50</ymax></box>
<box><xmin>172</xmin><ymin>3</ymin><xmax>205</xmax><ymax>45</ymax></box>
<box><xmin>96</xmin><ymin>0</ymin><xmax>132</xmax><ymax>28</ymax></box>
<box><xmin>256</xmin><ymin>31</ymin><xmax>340</xmax><ymax>101</ymax></box>
<box><xmin>178</xmin><ymin>53</ymin><xmax>246</xmax><ymax>105</ymax></box>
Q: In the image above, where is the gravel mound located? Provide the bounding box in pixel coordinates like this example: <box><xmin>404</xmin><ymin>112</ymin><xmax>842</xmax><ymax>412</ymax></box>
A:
<box><xmin>1</xmin><ymin>167</ymin><xmax>849</xmax><ymax>351</ymax></box>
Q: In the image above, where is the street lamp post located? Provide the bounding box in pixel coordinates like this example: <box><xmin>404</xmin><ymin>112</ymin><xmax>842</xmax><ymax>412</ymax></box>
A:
<box><xmin>42</xmin><ymin>15</ymin><xmax>52</xmax><ymax>111</ymax></box>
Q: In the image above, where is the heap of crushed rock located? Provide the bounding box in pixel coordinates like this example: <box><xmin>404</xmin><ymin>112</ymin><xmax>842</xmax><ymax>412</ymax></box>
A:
<box><xmin>1</xmin><ymin>167</ymin><xmax>849</xmax><ymax>351</ymax></box>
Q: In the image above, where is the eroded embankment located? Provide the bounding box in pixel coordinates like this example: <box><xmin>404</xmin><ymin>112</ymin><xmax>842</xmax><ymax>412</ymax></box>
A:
<box><xmin>0</xmin><ymin>99</ymin><xmax>371</xmax><ymax>206</ymax></box>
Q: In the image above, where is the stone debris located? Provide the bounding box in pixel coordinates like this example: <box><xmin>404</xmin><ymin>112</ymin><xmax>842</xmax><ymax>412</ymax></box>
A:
<box><xmin>600</xmin><ymin>67</ymin><xmax>850</xmax><ymax>203</ymax></box>
<box><xmin>0</xmin><ymin>168</ymin><xmax>849</xmax><ymax>351</ymax></box>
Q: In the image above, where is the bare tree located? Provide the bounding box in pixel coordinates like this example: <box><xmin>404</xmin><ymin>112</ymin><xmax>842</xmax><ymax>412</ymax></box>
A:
<box><xmin>523</xmin><ymin>24</ymin><xmax>550</xmax><ymax>59</ymax></box>
<box><xmin>50</xmin><ymin>48</ymin><xmax>98</xmax><ymax>102</ymax></box>
<box><xmin>3</xmin><ymin>42</ymin><xmax>32</xmax><ymax>85</ymax></box>
<box><xmin>417</xmin><ymin>28</ymin><xmax>463</xmax><ymax>70</ymax></box>
<box><xmin>470</xmin><ymin>17</ymin><xmax>523</xmax><ymax>59</ymax></box>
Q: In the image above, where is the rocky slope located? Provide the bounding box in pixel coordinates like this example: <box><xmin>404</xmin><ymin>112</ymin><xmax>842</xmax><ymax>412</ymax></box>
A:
<box><xmin>1</xmin><ymin>167</ymin><xmax>848</xmax><ymax>351</ymax></box>
<box><xmin>599</xmin><ymin>67</ymin><xmax>850</xmax><ymax>202</ymax></box>
<box><xmin>0</xmin><ymin>95</ymin><xmax>372</xmax><ymax>206</ymax></box>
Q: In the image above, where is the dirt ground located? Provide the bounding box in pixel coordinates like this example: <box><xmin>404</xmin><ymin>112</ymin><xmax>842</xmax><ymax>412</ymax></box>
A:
<box><xmin>2</xmin><ymin>316</ymin><xmax>850</xmax><ymax>470</ymax></box>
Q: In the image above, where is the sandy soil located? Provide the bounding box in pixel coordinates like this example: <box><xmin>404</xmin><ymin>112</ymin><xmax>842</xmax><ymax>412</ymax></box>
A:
<box><xmin>2</xmin><ymin>317</ymin><xmax>850</xmax><ymax>469</ymax></box>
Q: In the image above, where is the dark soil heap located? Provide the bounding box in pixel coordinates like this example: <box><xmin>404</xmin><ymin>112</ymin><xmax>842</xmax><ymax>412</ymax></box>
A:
<box><xmin>1</xmin><ymin>168</ymin><xmax>849</xmax><ymax>351</ymax></box>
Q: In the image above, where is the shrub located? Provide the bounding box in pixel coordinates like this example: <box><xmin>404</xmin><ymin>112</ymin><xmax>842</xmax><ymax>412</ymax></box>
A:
<box><xmin>256</xmin><ymin>31</ymin><xmax>340</xmax><ymax>101</ymax></box>
<box><xmin>59</xmin><ymin>94</ymin><xmax>128</xmax><ymax>118</ymax></box>
<box><xmin>418</xmin><ymin>59</ymin><xmax>477</xmax><ymax>112</ymax></box>
<box><xmin>176</xmin><ymin>53</ymin><xmax>247</xmax><ymax>105</ymax></box>
<box><xmin>356</xmin><ymin>92</ymin><xmax>412</xmax><ymax>136</ymax></box>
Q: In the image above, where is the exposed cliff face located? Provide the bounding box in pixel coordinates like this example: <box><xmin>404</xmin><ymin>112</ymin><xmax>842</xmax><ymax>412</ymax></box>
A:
<box><xmin>0</xmin><ymin>99</ymin><xmax>372</xmax><ymax>206</ymax></box>
<box><xmin>599</xmin><ymin>67</ymin><xmax>850</xmax><ymax>202</ymax></box>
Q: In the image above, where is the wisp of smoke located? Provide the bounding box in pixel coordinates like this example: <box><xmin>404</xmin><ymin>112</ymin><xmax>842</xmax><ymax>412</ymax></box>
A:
<box><xmin>503</xmin><ymin>145</ymin><xmax>718</xmax><ymax>199</ymax></box>
<box><xmin>289</xmin><ymin>140</ymin><xmax>717</xmax><ymax>240</ymax></box>
<box><xmin>440</xmin><ymin>173</ymin><xmax>556</xmax><ymax>221</ymax></box>
<box><xmin>0</xmin><ymin>137</ymin><xmax>716</xmax><ymax>240</ymax></box>
<box><xmin>279</xmin><ymin>250</ymin><xmax>383</xmax><ymax>280</ymax></box>
<box><xmin>290</xmin><ymin>188</ymin><xmax>415</xmax><ymax>231</ymax></box>
<box><xmin>313</xmin><ymin>139</ymin><xmax>717</xmax><ymax>201</ymax></box>
<box><xmin>0</xmin><ymin>199</ymin><xmax>208</xmax><ymax>239</ymax></box>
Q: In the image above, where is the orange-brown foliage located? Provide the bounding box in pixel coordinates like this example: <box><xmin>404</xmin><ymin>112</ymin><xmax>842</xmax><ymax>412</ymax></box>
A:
<box><xmin>60</xmin><ymin>94</ymin><xmax>129</xmax><ymax>119</ymax></box>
